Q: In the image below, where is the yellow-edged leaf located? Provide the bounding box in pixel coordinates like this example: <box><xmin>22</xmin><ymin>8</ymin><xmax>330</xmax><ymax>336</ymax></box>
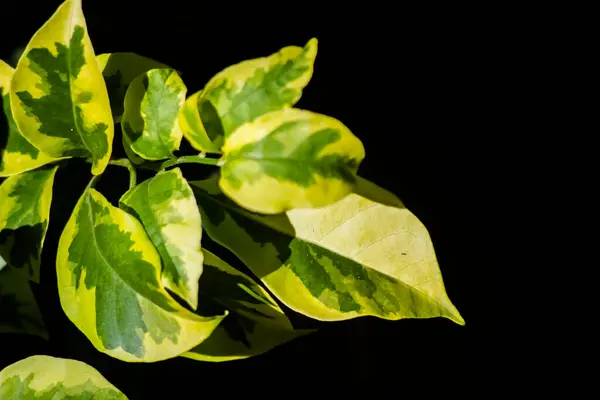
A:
<box><xmin>10</xmin><ymin>0</ymin><xmax>114</xmax><ymax>175</ymax></box>
<box><xmin>179</xmin><ymin>38</ymin><xmax>317</xmax><ymax>153</ymax></box>
<box><xmin>0</xmin><ymin>60</ymin><xmax>62</xmax><ymax>177</ymax></box>
<box><xmin>119</xmin><ymin>168</ymin><xmax>204</xmax><ymax>310</ymax></box>
<box><xmin>191</xmin><ymin>177</ymin><xmax>464</xmax><ymax>325</ymax></box>
<box><xmin>219</xmin><ymin>108</ymin><xmax>365</xmax><ymax>214</ymax></box>
<box><xmin>0</xmin><ymin>356</ymin><xmax>127</xmax><ymax>398</ymax></box>
<box><xmin>121</xmin><ymin>68</ymin><xmax>186</xmax><ymax>161</ymax></box>
<box><xmin>56</xmin><ymin>185</ymin><xmax>226</xmax><ymax>362</ymax></box>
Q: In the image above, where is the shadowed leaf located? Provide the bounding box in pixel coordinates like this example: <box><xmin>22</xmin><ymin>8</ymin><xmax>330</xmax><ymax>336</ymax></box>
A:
<box><xmin>183</xmin><ymin>250</ymin><xmax>312</xmax><ymax>362</ymax></box>
<box><xmin>0</xmin><ymin>166</ymin><xmax>58</xmax><ymax>283</ymax></box>
<box><xmin>0</xmin><ymin>268</ymin><xmax>47</xmax><ymax>340</ymax></box>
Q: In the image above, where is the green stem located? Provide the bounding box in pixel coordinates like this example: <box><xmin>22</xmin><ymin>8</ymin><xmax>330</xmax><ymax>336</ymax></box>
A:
<box><xmin>160</xmin><ymin>154</ymin><xmax>220</xmax><ymax>171</ymax></box>
<box><xmin>108</xmin><ymin>159</ymin><xmax>137</xmax><ymax>189</ymax></box>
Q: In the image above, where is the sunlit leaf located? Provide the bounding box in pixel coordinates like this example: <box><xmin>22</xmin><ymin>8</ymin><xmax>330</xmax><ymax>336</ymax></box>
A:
<box><xmin>119</xmin><ymin>168</ymin><xmax>203</xmax><ymax>310</ymax></box>
<box><xmin>0</xmin><ymin>60</ymin><xmax>62</xmax><ymax>177</ymax></box>
<box><xmin>0</xmin><ymin>355</ymin><xmax>127</xmax><ymax>399</ymax></box>
<box><xmin>179</xmin><ymin>38</ymin><xmax>317</xmax><ymax>153</ymax></box>
<box><xmin>56</xmin><ymin>185</ymin><xmax>226</xmax><ymax>362</ymax></box>
<box><xmin>10</xmin><ymin>0</ymin><xmax>114</xmax><ymax>175</ymax></box>
<box><xmin>0</xmin><ymin>268</ymin><xmax>47</xmax><ymax>340</ymax></box>
<box><xmin>0</xmin><ymin>166</ymin><xmax>58</xmax><ymax>283</ymax></box>
<box><xmin>191</xmin><ymin>177</ymin><xmax>464</xmax><ymax>325</ymax></box>
<box><xmin>219</xmin><ymin>108</ymin><xmax>365</xmax><ymax>214</ymax></box>
<box><xmin>121</xmin><ymin>68</ymin><xmax>186</xmax><ymax>161</ymax></box>
<box><xmin>183</xmin><ymin>250</ymin><xmax>312</xmax><ymax>362</ymax></box>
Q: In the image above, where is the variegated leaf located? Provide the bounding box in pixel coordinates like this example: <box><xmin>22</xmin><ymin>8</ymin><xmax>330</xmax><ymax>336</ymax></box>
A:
<box><xmin>121</xmin><ymin>68</ymin><xmax>186</xmax><ymax>161</ymax></box>
<box><xmin>179</xmin><ymin>38</ymin><xmax>317</xmax><ymax>153</ymax></box>
<box><xmin>191</xmin><ymin>177</ymin><xmax>464</xmax><ymax>324</ymax></box>
<box><xmin>219</xmin><ymin>108</ymin><xmax>365</xmax><ymax>214</ymax></box>
<box><xmin>56</xmin><ymin>186</ymin><xmax>226</xmax><ymax>362</ymax></box>
<box><xmin>0</xmin><ymin>356</ymin><xmax>127</xmax><ymax>399</ymax></box>
<box><xmin>0</xmin><ymin>166</ymin><xmax>58</xmax><ymax>283</ymax></box>
<box><xmin>119</xmin><ymin>168</ymin><xmax>204</xmax><ymax>310</ymax></box>
<box><xmin>97</xmin><ymin>52</ymin><xmax>169</xmax><ymax>122</ymax></box>
<box><xmin>0</xmin><ymin>268</ymin><xmax>47</xmax><ymax>340</ymax></box>
<box><xmin>0</xmin><ymin>60</ymin><xmax>62</xmax><ymax>177</ymax></box>
<box><xmin>10</xmin><ymin>0</ymin><xmax>114</xmax><ymax>175</ymax></box>
<box><xmin>183</xmin><ymin>250</ymin><xmax>311</xmax><ymax>362</ymax></box>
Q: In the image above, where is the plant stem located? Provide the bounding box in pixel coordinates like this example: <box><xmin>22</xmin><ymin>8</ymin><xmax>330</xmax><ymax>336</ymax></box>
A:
<box><xmin>160</xmin><ymin>154</ymin><xmax>220</xmax><ymax>171</ymax></box>
<box><xmin>108</xmin><ymin>159</ymin><xmax>137</xmax><ymax>189</ymax></box>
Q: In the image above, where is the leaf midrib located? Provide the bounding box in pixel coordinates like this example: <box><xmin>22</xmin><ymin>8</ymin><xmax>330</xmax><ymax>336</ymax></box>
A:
<box><xmin>66</xmin><ymin>3</ymin><xmax>93</xmax><ymax>160</ymax></box>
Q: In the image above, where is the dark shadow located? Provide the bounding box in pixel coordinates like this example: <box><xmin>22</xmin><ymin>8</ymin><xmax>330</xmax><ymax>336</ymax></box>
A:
<box><xmin>0</xmin><ymin>223</ymin><xmax>45</xmax><ymax>279</ymax></box>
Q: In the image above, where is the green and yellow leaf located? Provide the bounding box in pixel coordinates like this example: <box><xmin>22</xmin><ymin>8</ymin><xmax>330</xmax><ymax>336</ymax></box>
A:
<box><xmin>219</xmin><ymin>108</ymin><xmax>365</xmax><ymax>214</ymax></box>
<box><xmin>178</xmin><ymin>90</ymin><xmax>223</xmax><ymax>154</ymax></box>
<box><xmin>121</xmin><ymin>68</ymin><xmax>186</xmax><ymax>161</ymax></box>
<box><xmin>183</xmin><ymin>250</ymin><xmax>311</xmax><ymax>362</ymax></box>
<box><xmin>119</xmin><ymin>168</ymin><xmax>204</xmax><ymax>310</ymax></box>
<box><xmin>10</xmin><ymin>0</ymin><xmax>114</xmax><ymax>175</ymax></box>
<box><xmin>191</xmin><ymin>177</ymin><xmax>464</xmax><ymax>324</ymax></box>
<box><xmin>0</xmin><ymin>268</ymin><xmax>48</xmax><ymax>340</ymax></box>
<box><xmin>56</xmin><ymin>185</ymin><xmax>226</xmax><ymax>362</ymax></box>
<box><xmin>0</xmin><ymin>355</ymin><xmax>127</xmax><ymax>399</ymax></box>
<box><xmin>0</xmin><ymin>60</ymin><xmax>62</xmax><ymax>177</ymax></box>
<box><xmin>0</xmin><ymin>166</ymin><xmax>58</xmax><ymax>283</ymax></box>
<box><xmin>97</xmin><ymin>52</ymin><xmax>169</xmax><ymax>122</ymax></box>
<box><xmin>179</xmin><ymin>38</ymin><xmax>317</xmax><ymax>153</ymax></box>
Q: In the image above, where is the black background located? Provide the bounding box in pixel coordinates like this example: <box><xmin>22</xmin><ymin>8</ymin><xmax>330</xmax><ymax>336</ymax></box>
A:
<box><xmin>1</xmin><ymin>1</ymin><xmax>512</xmax><ymax>397</ymax></box>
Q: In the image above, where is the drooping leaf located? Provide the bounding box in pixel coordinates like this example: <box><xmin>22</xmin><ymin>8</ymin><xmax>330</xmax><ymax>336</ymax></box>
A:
<box><xmin>10</xmin><ymin>0</ymin><xmax>114</xmax><ymax>175</ymax></box>
<box><xmin>0</xmin><ymin>268</ymin><xmax>47</xmax><ymax>340</ymax></box>
<box><xmin>0</xmin><ymin>166</ymin><xmax>58</xmax><ymax>283</ymax></box>
<box><xmin>121</xmin><ymin>68</ymin><xmax>186</xmax><ymax>161</ymax></box>
<box><xmin>190</xmin><ymin>177</ymin><xmax>464</xmax><ymax>325</ymax></box>
<box><xmin>119</xmin><ymin>168</ymin><xmax>204</xmax><ymax>310</ymax></box>
<box><xmin>219</xmin><ymin>108</ymin><xmax>365</xmax><ymax>214</ymax></box>
<box><xmin>56</xmin><ymin>186</ymin><xmax>226</xmax><ymax>362</ymax></box>
<box><xmin>179</xmin><ymin>38</ymin><xmax>317</xmax><ymax>153</ymax></box>
<box><xmin>0</xmin><ymin>60</ymin><xmax>62</xmax><ymax>177</ymax></box>
<box><xmin>183</xmin><ymin>250</ymin><xmax>312</xmax><ymax>362</ymax></box>
<box><xmin>0</xmin><ymin>355</ymin><xmax>127</xmax><ymax>399</ymax></box>
<box><xmin>97</xmin><ymin>52</ymin><xmax>169</xmax><ymax>122</ymax></box>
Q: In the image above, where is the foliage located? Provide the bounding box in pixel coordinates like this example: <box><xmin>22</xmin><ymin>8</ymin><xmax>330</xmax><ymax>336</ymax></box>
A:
<box><xmin>0</xmin><ymin>0</ymin><xmax>463</xmax><ymax>395</ymax></box>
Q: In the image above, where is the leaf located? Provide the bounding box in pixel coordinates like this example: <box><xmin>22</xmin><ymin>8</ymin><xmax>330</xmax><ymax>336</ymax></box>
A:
<box><xmin>0</xmin><ymin>268</ymin><xmax>48</xmax><ymax>340</ymax></box>
<box><xmin>121</xmin><ymin>68</ymin><xmax>186</xmax><ymax>161</ymax></box>
<box><xmin>190</xmin><ymin>177</ymin><xmax>464</xmax><ymax>325</ymax></box>
<box><xmin>0</xmin><ymin>355</ymin><xmax>127</xmax><ymax>399</ymax></box>
<box><xmin>10</xmin><ymin>0</ymin><xmax>114</xmax><ymax>175</ymax></box>
<box><xmin>0</xmin><ymin>166</ymin><xmax>58</xmax><ymax>283</ymax></box>
<box><xmin>0</xmin><ymin>60</ymin><xmax>62</xmax><ymax>177</ymax></box>
<box><xmin>97</xmin><ymin>52</ymin><xmax>169</xmax><ymax>122</ymax></box>
<box><xmin>219</xmin><ymin>108</ymin><xmax>365</xmax><ymax>214</ymax></box>
<box><xmin>56</xmin><ymin>186</ymin><xmax>226</xmax><ymax>362</ymax></box>
<box><xmin>178</xmin><ymin>90</ymin><xmax>223</xmax><ymax>154</ymax></box>
<box><xmin>179</xmin><ymin>38</ymin><xmax>318</xmax><ymax>152</ymax></box>
<box><xmin>119</xmin><ymin>168</ymin><xmax>204</xmax><ymax>310</ymax></box>
<box><xmin>183</xmin><ymin>250</ymin><xmax>312</xmax><ymax>362</ymax></box>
